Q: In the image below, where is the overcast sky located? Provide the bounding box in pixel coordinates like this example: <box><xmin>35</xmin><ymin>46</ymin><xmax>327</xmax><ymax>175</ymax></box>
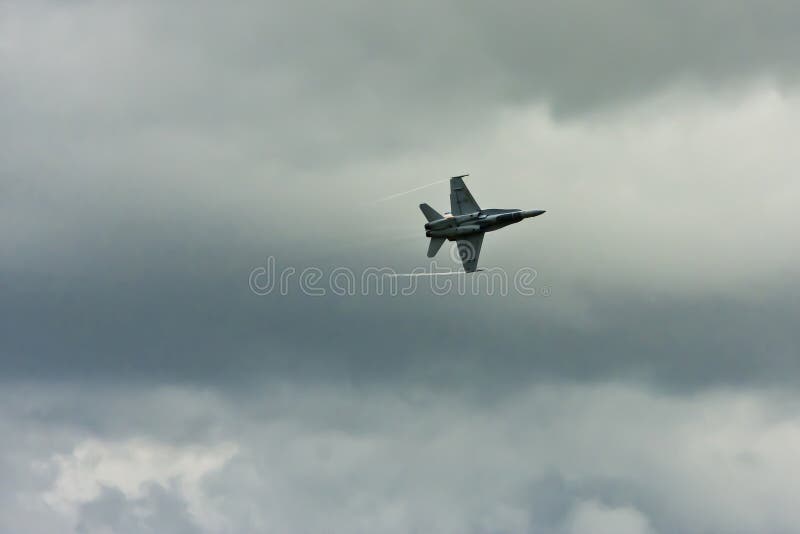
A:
<box><xmin>2</xmin><ymin>1</ymin><xmax>800</xmax><ymax>533</ymax></box>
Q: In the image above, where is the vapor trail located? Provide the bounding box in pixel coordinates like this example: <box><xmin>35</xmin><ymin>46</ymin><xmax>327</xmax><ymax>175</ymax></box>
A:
<box><xmin>385</xmin><ymin>271</ymin><xmax>470</xmax><ymax>277</ymax></box>
<box><xmin>372</xmin><ymin>178</ymin><xmax>450</xmax><ymax>204</ymax></box>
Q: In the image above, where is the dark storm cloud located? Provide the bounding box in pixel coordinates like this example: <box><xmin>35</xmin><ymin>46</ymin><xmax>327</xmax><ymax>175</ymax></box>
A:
<box><xmin>3</xmin><ymin>3</ymin><xmax>800</xmax><ymax>530</ymax></box>
<box><xmin>2</xmin><ymin>226</ymin><xmax>798</xmax><ymax>390</ymax></box>
<box><xmin>3</xmin><ymin>0</ymin><xmax>800</xmax><ymax>172</ymax></box>
<box><xmin>2</xmin><ymin>0</ymin><xmax>799</xmax><ymax>394</ymax></box>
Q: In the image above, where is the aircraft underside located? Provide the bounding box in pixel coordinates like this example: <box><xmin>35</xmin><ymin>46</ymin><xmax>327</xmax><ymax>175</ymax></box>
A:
<box><xmin>419</xmin><ymin>175</ymin><xmax>545</xmax><ymax>272</ymax></box>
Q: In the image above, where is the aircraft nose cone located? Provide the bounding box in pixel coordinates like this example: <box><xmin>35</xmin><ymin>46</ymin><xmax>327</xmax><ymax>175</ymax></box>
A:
<box><xmin>523</xmin><ymin>209</ymin><xmax>546</xmax><ymax>218</ymax></box>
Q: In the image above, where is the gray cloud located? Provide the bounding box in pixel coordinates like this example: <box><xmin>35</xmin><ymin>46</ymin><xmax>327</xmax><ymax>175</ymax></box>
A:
<box><xmin>3</xmin><ymin>251</ymin><xmax>800</xmax><ymax>391</ymax></box>
<box><xmin>3</xmin><ymin>87</ymin><xmax>800</xmax><ymax>390</ymax></box>
<box><xmin>4</xmin><ymin>383</ymin><xmax>800</xmax><ymax>533</ymax></box>
<box><xmin>3</xmin><ymin>0</ymin><xmax>800</xmax><ymax>180</ymax></box>
<box><xmin>76</xmin><ymin>485</ymin><xmax>201</xmax><ymax>534</ymax></box>
<box><xmin>3</xmin><ymin>1</ymin><xmax>800</xmax><ymax>531</ymax></box>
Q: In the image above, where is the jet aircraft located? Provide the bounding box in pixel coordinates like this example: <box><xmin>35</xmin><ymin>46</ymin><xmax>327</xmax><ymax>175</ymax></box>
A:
<box><xmin>420</xmin><ymin>175</ymin><xmax>545</xmax><ymax>272</ymax></box>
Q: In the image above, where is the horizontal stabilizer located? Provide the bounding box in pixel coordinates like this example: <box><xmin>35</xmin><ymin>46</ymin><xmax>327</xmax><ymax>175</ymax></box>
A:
<box><xmin>419</xmin><ymin>203</ymin><xmax>443</xmax><ymax>222</ymax></box>
<box><xmin>457</xmin><ymin>233</ymin><xmax>484</xmax><ymax>272</ymax></box>
<box><xmin>427</xmin><ymin>237</ymin><xmax>446</xmax><ymax>258</ymax></box>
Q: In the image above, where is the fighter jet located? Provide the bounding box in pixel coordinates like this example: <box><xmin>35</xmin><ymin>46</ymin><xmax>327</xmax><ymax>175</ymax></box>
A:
<box><xmin>420</xmin><ymin>175</ymin><xmax>545</xmax><ymax>272</ymax></box>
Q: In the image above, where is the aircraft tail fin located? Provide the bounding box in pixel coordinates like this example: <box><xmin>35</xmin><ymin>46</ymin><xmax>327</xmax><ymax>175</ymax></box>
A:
<box><xmin>427</xmin><ymin>237</ymin><xmax>446</xmax><ymax>257</ymax></box>
<box><xmin>419</xmin><ymin>203</ymin><xmax>443</xmax><ymax>222</ymax></box>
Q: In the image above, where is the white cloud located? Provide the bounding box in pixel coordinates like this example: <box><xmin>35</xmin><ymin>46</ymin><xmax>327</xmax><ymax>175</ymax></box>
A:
<box><xmin>41</xmin><ymin>438</ymin><xmax>236</xmax><ymax>531</ymax></box>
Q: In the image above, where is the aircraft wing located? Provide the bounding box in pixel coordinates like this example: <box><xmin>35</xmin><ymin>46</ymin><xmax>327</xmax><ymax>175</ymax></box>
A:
<box><xmin>450</xmin><ymin>175</ymin><xmax>480</xmax><ymax>215</ymax></box>
<box><xmin>457</xmin><ymin>233</ymin><xmax>484</xmax><ymax>273</ymax></box>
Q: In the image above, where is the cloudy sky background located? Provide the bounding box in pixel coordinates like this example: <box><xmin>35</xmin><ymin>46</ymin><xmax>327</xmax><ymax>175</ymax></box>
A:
<box><xmin>2</xmin><ymin>1</ymin><xmax>800</xmax><ymax>532</ymax></box>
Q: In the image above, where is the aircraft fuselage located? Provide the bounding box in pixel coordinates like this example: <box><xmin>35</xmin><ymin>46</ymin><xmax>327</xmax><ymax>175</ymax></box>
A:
<box><xmin>419</xmin><ymin>175</ymin><xmax>545</xmax><ymax>271</ymax></box>
<box><xmin>425</xmin><ymin>208</ymin><xmax>545</xmax><ymax>240</ymax></box>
